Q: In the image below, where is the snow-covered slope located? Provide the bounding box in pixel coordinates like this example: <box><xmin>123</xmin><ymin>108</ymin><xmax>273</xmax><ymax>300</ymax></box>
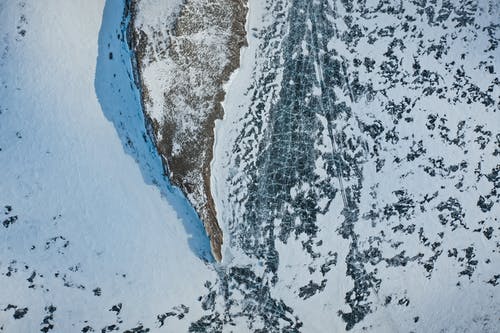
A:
<box><xmin>210</xmin><ymin>0</ymin><xmax>500</xmax><ymax>331</ymax></box>
<box><xmin>0</xmin><ymin>1</ymin><xmax>214</xmax><ymax>331</ymax></box>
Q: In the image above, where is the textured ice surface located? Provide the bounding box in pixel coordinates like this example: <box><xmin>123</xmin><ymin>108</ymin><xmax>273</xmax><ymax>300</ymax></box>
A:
<box><xmin>209</xmin><ymin>0</ymin><xmax>500</xmax><ymax>331</ymax></box>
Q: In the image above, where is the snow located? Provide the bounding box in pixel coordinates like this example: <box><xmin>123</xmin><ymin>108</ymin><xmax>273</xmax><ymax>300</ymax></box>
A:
<box><xmin>0</xmin><ymin>1</ymin><xmax>213</xmax><ymax>331</ymax></box>
<box><xmin>131</xmin><ymin>0</ymin><xmax>184</xmax><ymax>139</ymax></box>
<box><xmin>134</xmin><ymin>0</ymin><xmax>184</xmax><ymax>30</ymax></box>
<box><xmin>134</xmin><ymin>0</ymin><xmax>232</xmax><ymax>144</ymax></box>
<box><xmin>212</xmin><ymin>0</ymin><xmax>285</xmax><ymax>263</ymax></box>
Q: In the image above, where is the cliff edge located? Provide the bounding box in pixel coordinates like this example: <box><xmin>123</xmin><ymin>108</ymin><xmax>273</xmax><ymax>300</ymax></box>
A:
<box><xmin>128</xmin><ymin>0</ymin><xmax>248</xmax><ymax>261</ymax></box>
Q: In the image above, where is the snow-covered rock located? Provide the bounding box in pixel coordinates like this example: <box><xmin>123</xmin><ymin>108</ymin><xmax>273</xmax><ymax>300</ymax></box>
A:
<box><xmin>130</xmin><ymin>0</ymin><xmax>248</xmax><ymax>262</ymax></box>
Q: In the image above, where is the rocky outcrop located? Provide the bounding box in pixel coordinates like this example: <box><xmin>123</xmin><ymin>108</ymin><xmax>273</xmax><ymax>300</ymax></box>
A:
<box><xmin>128</xmin><ymin>0</ymin><xmax>248</xmax><ymax>261</ymax></box>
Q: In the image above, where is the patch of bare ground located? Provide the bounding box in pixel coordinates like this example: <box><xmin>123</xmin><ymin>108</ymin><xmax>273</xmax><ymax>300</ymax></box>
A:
<box><xmin>128</xmin><ymin>0</ymin><xmax>247</xmax><ymax>261</ymax></box>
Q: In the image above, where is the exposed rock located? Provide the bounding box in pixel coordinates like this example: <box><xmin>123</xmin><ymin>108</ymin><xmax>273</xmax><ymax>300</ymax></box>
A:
<box><xmin>128</xmin><ymin>0</ymin><xmax>248</xmax><ymax>261</ymax></box>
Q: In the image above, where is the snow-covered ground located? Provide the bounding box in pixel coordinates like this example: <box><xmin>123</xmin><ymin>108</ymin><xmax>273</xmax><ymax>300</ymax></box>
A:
<box><xmin>0</xmin><ymin>1</ymin><xmax>214</xmax><ymax>331</ymax></box>
<box><xmin>131</xmin><ymin>0</ymin><xmax>184</xmax><ymax>129</ymax></box>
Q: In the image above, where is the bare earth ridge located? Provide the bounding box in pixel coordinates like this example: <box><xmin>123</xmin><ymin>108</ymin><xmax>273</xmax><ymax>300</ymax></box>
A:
<box><xmin>128</xmin><ymin>0</ymin><xmax>248</xmax><ymax>261</ymax></box>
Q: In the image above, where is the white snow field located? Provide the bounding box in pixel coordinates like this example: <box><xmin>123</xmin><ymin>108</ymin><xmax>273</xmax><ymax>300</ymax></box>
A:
<box><xmin>0</xmin><ymin>1</ymin><xmax>215</xmax><ymax>331</ymax></box>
